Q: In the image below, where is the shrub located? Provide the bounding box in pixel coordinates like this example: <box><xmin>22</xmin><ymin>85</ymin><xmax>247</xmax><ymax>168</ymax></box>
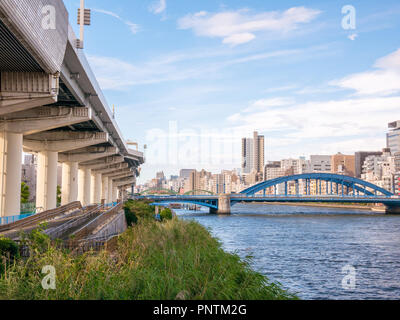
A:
<box><xmin>124</xmin><ymin>200</ymin><xmax>155</xmax><ymax>223</ymax></box>
<box><xmin>20</xmin><ymin>223</ymin><xmax>51</xmax><ymax>254</ymax></box>
<box><xmin>124</xmin><ymin>207</ymin><xmax>138</xmax><ymax>226</ymax></box>
<box><xmin>0</xmin><ymin>237</ymin><xmax>19</xmax><ymax>274</ymax></box>
<box><xmin>160</xmin><ymin>208</ymin><xmax>173</xmax><ymax>221</ymax></box>
<box><xmin>0</xmin><ymin>201</ymin><xmax>297</xmax><ymax>300</ymax></box>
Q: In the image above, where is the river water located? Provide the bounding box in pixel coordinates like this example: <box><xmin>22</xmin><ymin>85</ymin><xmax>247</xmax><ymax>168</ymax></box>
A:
<box><xmin>177</xmin><ymin>203</ymin><xmax>400</xmax><ymax>300</ymax></box>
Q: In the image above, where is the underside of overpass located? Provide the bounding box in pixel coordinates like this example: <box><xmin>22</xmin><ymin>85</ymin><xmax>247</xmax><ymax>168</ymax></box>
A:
<box><xmin>0</xmin><ymin>1</ymin><xmax>144</xmax><ymax>217</ymax></box>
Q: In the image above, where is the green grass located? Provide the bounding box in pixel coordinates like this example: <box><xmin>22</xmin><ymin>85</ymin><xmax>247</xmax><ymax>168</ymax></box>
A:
<box><xmin>0</xmin><ymin>201</ymin><xmax>297</xmax><ymax>300</ymax></box>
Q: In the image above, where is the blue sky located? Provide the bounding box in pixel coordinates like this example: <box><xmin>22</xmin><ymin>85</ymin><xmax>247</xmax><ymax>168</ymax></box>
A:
<box><xmin>64</xmin><ymin>0</ymin><xmax>400</xmax><ymax>183</ymax></box>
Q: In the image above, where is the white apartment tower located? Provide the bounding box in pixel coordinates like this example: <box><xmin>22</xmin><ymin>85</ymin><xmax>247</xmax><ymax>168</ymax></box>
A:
<box><xmin>241</xmin><ymin>131</ymin><xmax>265</xmax><ymax>180</ymax></box>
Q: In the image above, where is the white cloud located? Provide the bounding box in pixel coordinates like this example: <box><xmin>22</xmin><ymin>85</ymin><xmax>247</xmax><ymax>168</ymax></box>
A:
<box><xmin>243</xmin><ymin>97</ymin><xmax>295</xmax><ymax>112</ymax></box>
<box><xmin>93</xmin><ymin>8</ymin><xmax>140</xmax><ymax>34</ymax></box>
<box><xmin>227</xmin><ymin>96</ymin><xmax>400</xmax><ymax>158</ymax></box>
<box><xmin>224</xmin><ymin>48</ymin><xmax>400</xmax><ymax>160</ymax></box>
<box><xmin>375</xmin><ymin>48</ymin><xmax>400</xmax><ymax>72</ymax></box>
<box><xmin>149</xmin><ymin>0</ymin><xmax>167</xmax><ymax>15</ymax></box>
<box><xmin>333</xmin><ymin>48</ymin><xmax>400</xmax><ymax>96</ymax></box>
<box><xmin>223</xmin><ymin>33</ymin><xmax>255</xmax><ymax>45</ymax></box>
<box><xmin>178</xmin><ymin>7</ymin><xmax>321</xmax><ymax>45</ymax></box>
<box><xmin>264</xmin><ymin>85</ymin><xmax>298</xmax><ymax>93</ymax></box>
<box><xmin>87</xmin><ymin>46</ymin><xmax>319</xmax><ymax>90</ymax></box>
<box><xmin>230</xmin><ymin>96</ymin><xmax>400</xmax><ymax>137</ymax></box>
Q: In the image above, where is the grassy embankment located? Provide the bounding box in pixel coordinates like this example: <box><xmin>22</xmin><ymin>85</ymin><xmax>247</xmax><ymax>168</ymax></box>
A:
<box><xmin>0</xmin><ymin>200</ymin><xmax>296</xmax><ymax>300</ymax></box>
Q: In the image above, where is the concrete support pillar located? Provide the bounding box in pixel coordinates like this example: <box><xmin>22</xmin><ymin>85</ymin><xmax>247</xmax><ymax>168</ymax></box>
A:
<box><xmin>112</xmin><ymin>185</ymin><xmax>118</xmax><ymax>202</ymax></box>
<box><xmin>90</xmin><ymin>172</ymin><xmax>102</xmax><ymax>204</ymax></box>
<box><xmin>61</xmin><ymin>162</ymin><xmax>78</xmax><ymax>206</ymax></box>
<box><xmin>211</xmin><ymin>194</ymin><xmax>231</xmax><ymax>215</ymax></box>
<box><xmin>0</xmin><ymin>132</ymin><xmax>23</xmax><ymax>217</ymax></box>
<box><xmin>385</xmin><ymin>206</ymin><xmax>400</xmax><ymax>215</ymax></box>
<box><xmin>101</xmin><ymin>176</ymin><xmax>109</xmax><ymax>203</ymax></box>
<box><xmin>78</xmin><ymin>167</ymin><xmax>91</xmax><ymax>206</ymax></box>
<box><xmin>108</xmin><ymin>179</ymin><xmax>113</xmax><ymax>204</ymax></box>
<box><xmin>36</xmin><ymin>151</ymin><xmax>58</xmax><ymax>211</ymax></box>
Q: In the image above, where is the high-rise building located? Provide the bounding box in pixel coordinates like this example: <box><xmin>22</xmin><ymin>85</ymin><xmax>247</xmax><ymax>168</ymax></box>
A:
<box><xmin>241</xmin><ymin>138</ymin><xmax>253</xmax><ymax>174</ymax></box>
<box><xmin>21</xmin><ymin>155</ymin><xmax>37</xmax><ymax>202</ymax></box>
<box><xmin>331</xmin><ymin>153</ymin><xmax>355</xmax><ymax>176</ymax></box>
<box><xmin>394</xmin><ymin>152</ymin><xmax>400</xmax><ymax>195</ymax></box>
<box><xmin>355</xmin><ymin>151</ymin><xmax>383</xmax><ymax>178</ymax></box>
<box><xmin>387</xmin><ymin>121</ymin><xmax>400</xmax><ymax>154</ymax></box>
<box><xmin>265</xmin><ymin>161</ymin><xmax>285</xmax><ymax>180</ymax></box>
<box><xmin>241</xmin><ymin>131</ymin><xmax>265</xmax><ymax>181</ymax></box>
<box><xmin>179</xmin><ymin>169</ymin><xmax>195</xmax><ymax>179</ymax></box>
<box><xmin>361</xmin><ymin>149</ymin><xmax>395</xmax><ymax>193</ymax></box>
<box><xmin>156</xmin><ymin>171</ymin><xmax>165</xmax><ymax>180</ymax></box>
<box><xmin>310</xmin><ymin>155</ymin><xmax>331</xmax><ymax>172</ymax></box>
<box><xmin>253</xmin><ymin>131</ymin><xmax>265</xmax><ymax>175</ymax></box>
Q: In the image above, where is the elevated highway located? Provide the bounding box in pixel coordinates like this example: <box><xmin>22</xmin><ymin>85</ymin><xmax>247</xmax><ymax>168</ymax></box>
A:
<box><xmin>0</xmin><ymin>0</ymin><xmax>144</xmax><ymax>218</ymax></box>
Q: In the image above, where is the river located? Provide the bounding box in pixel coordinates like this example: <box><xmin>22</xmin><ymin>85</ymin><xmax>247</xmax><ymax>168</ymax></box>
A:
<box><xmin>177</xmin><ymin>203</ymin><xmax>400</xmax><ymax>300</ymax></box>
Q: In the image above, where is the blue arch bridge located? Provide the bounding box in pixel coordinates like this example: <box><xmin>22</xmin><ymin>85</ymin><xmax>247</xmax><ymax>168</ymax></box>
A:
<box><xmin>136</xmin><ymin>173</ymin><xmax>400</xmax><ymax>215</ymax></box>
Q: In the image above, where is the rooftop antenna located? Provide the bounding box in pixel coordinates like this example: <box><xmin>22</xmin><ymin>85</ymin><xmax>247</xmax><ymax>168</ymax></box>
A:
<box><xmin>77</xmin><ymin>0</ymin><xmax>91</xmax><ymax>49</ymax></box>
<box><xmin>112</xmin><ymin>104</ymin><xmax>115</xmax><ymax>119</ymax></box>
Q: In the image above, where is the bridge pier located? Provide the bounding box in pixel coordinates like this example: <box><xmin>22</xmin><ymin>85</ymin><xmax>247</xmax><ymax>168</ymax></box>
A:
<box><xmin>90</xmin><ymin>172</ymin><xmax>102</xmax><ymax>204</ymax></box>
<box><xmin>210</xmin><ymin>194</ymin><xmax>231</xmax><ymax>215</ymax></box>
<box><xmin>61</xmin><ymin>162</ymin><xmax>79</xmax><ymax>206</ymax></box>
<box><xmin>108</xmin><ymin>179</ymin><xmax>113</xmax><ymax>204</ymax></box>
<box><xmin>36</xmin><ymin>151</ymin><xmax>58</xmax><ymax>211</ymax></box>
<box><xmin>0</xmin><ymin>131</ymin><xmax>23</xmax><ymax>217</ymax></box>
<box><xmin>385</xmin><ymin>206</ymin><xmax>400</xmax><ymax>215</ymax></box>
<box><xmin>102</xmin><ymin>176</ymin><xmax>109</xmax><ymax>203</ymax></box>
<box><xmin>78</xmin><ymin>167</ymin><xmax>92</xmax><ymax>206</ymax></box>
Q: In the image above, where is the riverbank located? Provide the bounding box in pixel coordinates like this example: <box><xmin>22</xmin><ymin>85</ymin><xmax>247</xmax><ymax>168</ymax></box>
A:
<box><xmin>0</xmin><ymin>201</ymin><xmax>296</xmax><ymax>300</ymax></box>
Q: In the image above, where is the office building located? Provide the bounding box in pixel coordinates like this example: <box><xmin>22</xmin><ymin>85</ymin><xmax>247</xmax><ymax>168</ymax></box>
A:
<box><xmin>310</xmin><ymin>155</ymin><xmax>331</xmax><ymax>172</ymax></box>
<box><xmin>387</xmin><ymin>121</ymin><xmax>400</xmax><ymax>154</ymax></box>
<box><xmin>241</xmin><ymin>131</ymin><xmax>265</xmax><ymax>181</ymax></box>
<box><xmin>355</xmin><ymin>151</ymin><xmax>383</xmax><ymax>178</ymax></box>
<box><xmin>179</xmin><ymin>169</ymin><xmax>195</xmax><ymax>179</ymax></box>
<box><xmin>241</xmin><ymin>138</ymin><xmax>253</xmax><ymax>174</ymax></box>
<box><xmin>331</xmin><ymin>153</ymin><xmax>355</xmax><ymax>177</ymax></box>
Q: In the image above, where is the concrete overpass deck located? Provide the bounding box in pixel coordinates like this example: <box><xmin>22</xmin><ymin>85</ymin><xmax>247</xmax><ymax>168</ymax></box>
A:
<box><xmin>0</xmin><ymin>0</ymin><xmax>144</xmax><ymax>217</ymax></box>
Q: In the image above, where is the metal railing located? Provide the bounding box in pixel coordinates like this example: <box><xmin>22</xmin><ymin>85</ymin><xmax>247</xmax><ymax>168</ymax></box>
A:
<box><xmin>46</xmin><ymin>205</ymin><xmax>102</xmax><ymax>240</ymax></box>
<box><xmin>0</xmin><ymin>201</ymin><xmax>82</xmax><ymax>232</ymax></box>
<box><xmin>0</xmin><ymin>213</ymin><xmax>34</xmax><ymax>226</ymax></box>
<box><xmin>72</xmin><ymin>203</ymin><xmax>123</xmax><ymax>240</ymax></box>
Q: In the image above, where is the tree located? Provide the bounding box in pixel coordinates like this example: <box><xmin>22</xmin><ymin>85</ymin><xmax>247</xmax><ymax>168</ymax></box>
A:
<box><xmin>21</xmin><ymin>182</ymin><xmax>30</xmax><ymax>204</ymax></box>
<box><xmin>160</xmin><ymin>208</ymin><xmax>173</xmax><ymax>221</ymax></box>
<box><xmin>57</xmin><ymin>185</ymin><xmax>61</xmax><ymax>207</ymax></box>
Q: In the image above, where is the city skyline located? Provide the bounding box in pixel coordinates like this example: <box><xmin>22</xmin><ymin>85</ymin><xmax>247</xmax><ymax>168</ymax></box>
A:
<box><xmin>139</xmin><ymin>120</ymin><xmax>399</xmax><ymax>192</ymax></box>
<box><xmin>62</xmin><ymin>0</ymin><xmax>400</xmax><ymax>183</ymax></box>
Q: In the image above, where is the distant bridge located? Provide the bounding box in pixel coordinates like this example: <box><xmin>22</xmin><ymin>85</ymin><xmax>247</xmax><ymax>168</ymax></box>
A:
<box><xmin>136</xmin><ymin>174</ymin><xmax>400</xmax><ymax>215</ymax></box>
<box><xmin>139</xmin><ymin>188</ymin><xmax>178</xmax><ymax>196</ymax></box>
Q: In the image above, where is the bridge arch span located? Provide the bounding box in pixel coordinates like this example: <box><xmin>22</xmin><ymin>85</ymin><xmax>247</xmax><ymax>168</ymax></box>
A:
<box><xmin>240</xmin><ymin>173</ymin><xmax>393</xmax><ymax>197</ymax></box>
<box><xmin>139</xmin><ymin>188</ymin><xmax>178</xmax><ymax>196</ymax></box>
<box><xmin>184</xmin><ymin>189</ymin><xmax>215</xmax><ymax>195</ymax></box>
